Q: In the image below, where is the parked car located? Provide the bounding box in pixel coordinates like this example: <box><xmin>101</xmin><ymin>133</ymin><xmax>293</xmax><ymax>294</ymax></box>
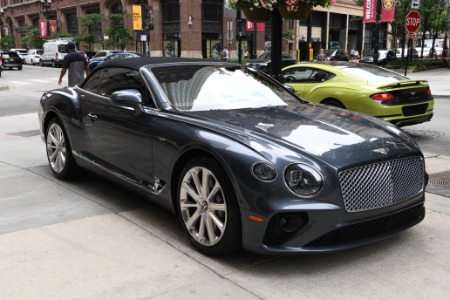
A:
<box><xmin>10</xmin><ymin>48</ymin><xmax>28</xmax><ymax>63</ymax></box>
<box><xmin>88</xmin><ymin>50</ymin><xmax>123</xmax><ymax>70</ymax></box>
<box><xmin>246</xmin><ymin>52</ymin><xmax>297</xmax><ymax>74</ymax></box>
<box><xmin>0</xmin><ymin>58</ymin><xmax>3</xmax><ymax>76</ymax></box>
<box><xmin>85</xmin><ymin>51</ymin><xmax>97</xmax><ymax>61</ymax></box>
<box><xmin>39</xmin><ymin>57</ymin><xmax>427</xmax><ymax>256</ymax></box>
<box><xmin>359</xmin><ymin>49</ymin><xmax>396</xmax><ymax>65</ymax></box>
<box><xmin>88</xmin><ymin>52</ymin><xmax>143</xmax><ymax>71</ymax></box>
<box><xmin>327</xmin><ymin>49</ymin><xmax>349</xmax><ymax>61</ymax></box>
<box><xmin>379</xmin><ymin>48</ymin><xmax>417</xmax><ymax>60</ymax></box>
<box><xmin>282</xmin><ymin>61</ymin><xmax>433</xmax><ymax>127</ymax></box>
<box><xmin>0</xmin><ymin>51</ymin><xmax>23</xmax><ymax>70</ymax></box>
<box><xmin>24</xmin><ymin>49</ymin><xmax>43</xmax><ymax>65</ymax></box>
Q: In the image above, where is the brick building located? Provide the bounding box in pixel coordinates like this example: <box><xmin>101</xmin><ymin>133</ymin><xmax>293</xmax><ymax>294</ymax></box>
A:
<box><xmin>0</xmin><ymin>0</ymin><xmax>388</xmax><ymax>60</ymax></box>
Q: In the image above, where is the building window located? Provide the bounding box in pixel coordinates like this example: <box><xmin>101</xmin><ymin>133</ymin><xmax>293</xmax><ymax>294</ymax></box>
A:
<box><xmin>66</xmin><ymin>13</ymin><xmax>78</xmax><ymax>36</ymax></box>
<box><xmin>111</xmin><ymin>3</ymin><xmax>123</xmax><ymax>14</ymax></box>
<box><xmin>162</xmin><ymin>0</ymin><xmax>180</xmax><ymax>22</ymax></box>
<box><xmin>202</xmin><ymin>0</ymin><xmax>222</xmax><ymax>22</ymax></box>
<box><xmin>85</xmin><ymin>9</ymin><xmax>102</xmax><ymax>40</ymax></box>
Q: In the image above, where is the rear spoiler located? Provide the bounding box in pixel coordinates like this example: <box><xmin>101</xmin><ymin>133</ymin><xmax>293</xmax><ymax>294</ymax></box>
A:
<box><xmin>377</xmin><ymin>80</ymin><xmax>428</xmax><ymax>89</ymax></box>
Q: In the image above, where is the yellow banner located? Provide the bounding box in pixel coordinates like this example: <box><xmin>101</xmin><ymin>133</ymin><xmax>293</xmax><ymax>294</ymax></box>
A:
<box><xmin>132</xmin><ymin>5</ymin><xmax>142</xmax><ymax>30</ymax></box>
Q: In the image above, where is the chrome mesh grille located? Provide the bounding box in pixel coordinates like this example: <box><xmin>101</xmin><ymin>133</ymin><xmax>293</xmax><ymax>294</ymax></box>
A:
<box><xmin>339</xmin><ymin>157</ymin><xmax>424</xmax><ymax>212</ymax></box>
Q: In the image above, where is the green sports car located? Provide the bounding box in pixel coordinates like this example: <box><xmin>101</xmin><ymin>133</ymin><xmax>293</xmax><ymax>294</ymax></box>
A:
<box><xmin>282</xmin><ymin>62</ymin><xmax>434</xmax><ymax>127</ymax></box>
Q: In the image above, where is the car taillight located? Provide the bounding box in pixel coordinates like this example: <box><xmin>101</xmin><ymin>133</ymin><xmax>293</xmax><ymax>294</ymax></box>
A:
<box><xmin>427</xmin><ymin>88</ymin><xmax>432</xmax><ymax>95</ymax></box>
<box><xmin>370</xmin><ymin>93</ymin><xmax>394</xmax><ymax>101</ymax></box>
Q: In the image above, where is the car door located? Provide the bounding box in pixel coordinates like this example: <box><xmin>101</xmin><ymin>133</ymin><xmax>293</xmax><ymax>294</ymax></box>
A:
<box><xmin>282</xmin><ymin>66</ymin><xmax>315</xmax><ymax>97</ymax></box>
<box><xmin>79</xmin><ymin>67</ymin><xmax>158</xmax><ymax>189</ymax></box>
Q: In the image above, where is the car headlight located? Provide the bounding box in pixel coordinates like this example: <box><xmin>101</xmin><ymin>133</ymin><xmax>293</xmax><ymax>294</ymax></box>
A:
<box><xmin>285</xmin><ymin>164</ymin><xmax>323</xmax><ymax>197</ymax></box>
<box><xmin>252</xmin><ymin>162</ymin><xmax>277</xmax><ymax>181</ymax></box>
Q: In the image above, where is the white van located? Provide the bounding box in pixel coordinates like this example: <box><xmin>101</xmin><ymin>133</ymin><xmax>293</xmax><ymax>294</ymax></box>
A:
<box><xmin>40</xmin><ymin>38</ymin><xmax>72</xmax><ymax>67</ymax></box>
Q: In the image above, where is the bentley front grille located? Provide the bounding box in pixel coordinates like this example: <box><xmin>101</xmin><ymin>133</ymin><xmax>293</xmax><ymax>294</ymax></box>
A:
<box><xmin>339</xmin><ymin>156</ymin><xmax>424</xmax><ymax>212</ymax></box>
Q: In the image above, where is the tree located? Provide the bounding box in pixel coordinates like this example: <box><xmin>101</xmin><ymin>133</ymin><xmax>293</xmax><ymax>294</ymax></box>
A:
<box><xmin>21</xmin><ymin>28</ymin><xmax>45</xmax><ymax>49</ymax></box>
<box><xmin>0</xmin><ymin>35</ymin><xmax>15</xmax><ymax>50</ymax></box>
<box><xmin>75</xmin><ymin>13</ymin><xmax>104</xmax><ymax>51</ymax></box>
<box><xmin>48</xmin><ymin>32</ymin><xmax>72</xmax><ymax>39</ymax></box>
<box><xmin>103</xmin><ymin>14</ymin><xmax>134</xmax><ymax>50</ymax></box>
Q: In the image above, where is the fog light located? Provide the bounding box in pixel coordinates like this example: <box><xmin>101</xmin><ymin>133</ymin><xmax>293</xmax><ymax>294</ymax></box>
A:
<box><xmin>278</xmin><ymin>214</ymin><xmax>305</xmax><ymax>233</ymax></box>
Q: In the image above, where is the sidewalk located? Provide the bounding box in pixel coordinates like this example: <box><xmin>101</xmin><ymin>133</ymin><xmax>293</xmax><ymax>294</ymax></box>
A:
<box><xmin>0</xmin><ymin>112</ymin><xmax>449</xmax><ymax>299</ymax></box>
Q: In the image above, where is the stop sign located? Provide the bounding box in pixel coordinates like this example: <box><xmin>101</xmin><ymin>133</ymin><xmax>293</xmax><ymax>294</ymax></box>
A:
<box><xmin>405</xmin><ymin>10</ymin><xmax>421</xmax><ymax>33</ymax></box>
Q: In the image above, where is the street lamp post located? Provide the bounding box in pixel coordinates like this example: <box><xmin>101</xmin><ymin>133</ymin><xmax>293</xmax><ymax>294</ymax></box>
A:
<box><xmin>40</xmin><ymin>0</ymin><xmax>52</xmax><ymax>38</ymax></box>
<box><xmin>0</xmin><ymin>8</ymin><xmax>4</xmax><ymax>38</ymax></box>
<box><xmin>444</xmin><ymin>0</ymin><xmax>450</xmax><ymax>61</ymax></box>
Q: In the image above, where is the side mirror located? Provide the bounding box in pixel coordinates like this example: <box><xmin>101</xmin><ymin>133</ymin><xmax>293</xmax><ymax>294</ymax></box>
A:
<box><xmin>111</xmin><ymin>89</ymin><xmax>144</xmax><ymax>114</ymax></box>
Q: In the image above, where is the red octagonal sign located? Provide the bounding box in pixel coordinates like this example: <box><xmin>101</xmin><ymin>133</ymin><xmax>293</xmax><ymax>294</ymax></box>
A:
<box><xmin>405</xmin><ymin>10</ymin><xmax>421</xmax><ymax>33</ymax></box>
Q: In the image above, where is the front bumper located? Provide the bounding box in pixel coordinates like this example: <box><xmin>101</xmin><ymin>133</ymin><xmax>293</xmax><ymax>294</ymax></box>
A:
<box><xmin>241</xmin><ymin>194</ymin><xmax>425</xmax><ymax>255</ymax></box>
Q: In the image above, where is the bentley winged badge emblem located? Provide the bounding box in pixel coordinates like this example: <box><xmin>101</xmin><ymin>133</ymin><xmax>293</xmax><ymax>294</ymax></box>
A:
<box><xmin>372</xmin><ymin>148</ymin><xmax>389</xmax><ymax>155</ymax></box>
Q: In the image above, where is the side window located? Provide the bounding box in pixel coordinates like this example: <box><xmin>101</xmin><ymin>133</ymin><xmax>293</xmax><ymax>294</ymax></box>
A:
<box><xmin>309</xmin><ymin>69</ymin><xmax>334</xmax><ymax>83</ymax></box>
<box><xmin>82</xmin><ymin>69</ymin><xmax>103</xmax><ymax>94</ymax></box>
<box><xmin>97</xmin><ymin>68</ymin><xmax>156</xmax><ymax>108</ymax></box>
<box><xmin>59</xmin><ymin>45</ymin><xmax>68</xmax><ymax>53</ymax></box>
<box><xmin>283</xmin><ymin>67</ymin><xmax>314</xmax><ymax>83</ymax></box>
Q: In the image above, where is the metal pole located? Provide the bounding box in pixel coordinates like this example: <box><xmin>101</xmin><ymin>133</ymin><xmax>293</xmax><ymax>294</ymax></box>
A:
<box><xmin>237</xmin><ymin>9</ymin><xmax>242</xmax><ymax>64</ymax></box>
<box><xmin>271</xmin><ymin>8</ymin><xmax>282</xmax><ymax>82</ymax></box>
<box><xmin>373</xmin><ymin>0</ymin><xmax>382</xmax><ymax>65</ymax></box>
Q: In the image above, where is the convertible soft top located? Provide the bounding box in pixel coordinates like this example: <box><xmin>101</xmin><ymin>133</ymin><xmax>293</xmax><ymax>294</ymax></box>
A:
<box><xmin>96</xmin><ymin>56</ymin><xmax>229</xmax><ymax>71</ymax></box>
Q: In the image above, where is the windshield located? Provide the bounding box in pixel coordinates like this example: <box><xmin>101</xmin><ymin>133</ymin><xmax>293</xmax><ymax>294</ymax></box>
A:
<box><xmin>151</xmin><ymin>65</ymin><xmax>298</xmax><ymax>111</ymax></box>
<box><xmin>338</xmin><ymin>65</ymin><xmax>407</xmax><ymax>84</ymax></box>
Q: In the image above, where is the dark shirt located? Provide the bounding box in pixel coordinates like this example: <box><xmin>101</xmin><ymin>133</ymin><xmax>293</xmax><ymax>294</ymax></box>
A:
<box><xmin>62</xmin><ymin>51</ymin><xmax>87</xmax><ymax>87</ymax></box>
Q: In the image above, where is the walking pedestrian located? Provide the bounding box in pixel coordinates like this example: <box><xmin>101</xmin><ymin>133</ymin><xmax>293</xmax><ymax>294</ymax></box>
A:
<box><xmin>58</xmin><ymin>42</ymin><xmax>89</xmax><ymax>87</ymax></box>
<box><xmin>222</xmin><ymin>47</ymin><xmax>229</xmax><ymax>61</ymax></box>
<box><xmin>317</xmin><ymin>48</ymin><xmax>328</xmax><ymax>61</ymax></box>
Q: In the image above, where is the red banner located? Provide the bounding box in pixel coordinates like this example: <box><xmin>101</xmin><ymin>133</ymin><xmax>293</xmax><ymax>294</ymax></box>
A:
<box><xmin>381</xmin><ymin>0</ymin><xmax>396</xmax><ymax>22</ymax></box>
<box><xmin>49</xmin><ymin>20</ymin><xmax>57</xmax><ymax>36</ymax></box>
<box><xmin>39</xmin><ymin>20</ymin><xmax>48</xmax><ymax>38</ymax></box>
<box><xmin>363</xmin><ymin>0</ymin><xmax>376</xmax><ymax>23</ymax></box>
<box><xmin>363</xmin><ymin>0</ymin><xmax>396</xmax><ymax>23</ymax></box>
<box><xmin>245</xmin><ymin>20</ymin><xmax>265</xmax><ymax>32</ymax></box>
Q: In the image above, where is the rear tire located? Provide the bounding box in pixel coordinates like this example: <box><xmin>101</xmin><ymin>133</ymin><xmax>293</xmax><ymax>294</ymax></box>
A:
<box><xmin>323</xmin><ymin>99</ymin><xmax>345</xmax><ymax>109</ymax></box>
<box><xmin>177</xmin><ymin>156</ymin><xmax>241</xmax><ymax>256</ymax></box>
<box><xmin>45</xmin><ymin>118</ymin><xmax>81</xmax><ymax>180</ymax></box>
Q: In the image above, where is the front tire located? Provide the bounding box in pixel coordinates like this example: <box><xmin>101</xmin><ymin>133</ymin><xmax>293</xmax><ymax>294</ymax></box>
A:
<box><xmin>46</xmin><ymin>118</ymin><xmax>81</xmax><ymax>179</ymax></box>
<box><xmin>51</xmin><ymin>60</ymin><xmax>56</xmax><ymax>68</ymax></box>
<box><xmin>177</xmin><ymin>156</ymin><xmax>241</xmax><ymax>256</ymax></box>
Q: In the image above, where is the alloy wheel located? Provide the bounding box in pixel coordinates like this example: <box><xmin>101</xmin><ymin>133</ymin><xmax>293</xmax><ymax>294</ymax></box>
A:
<box><xmin>46</xmin><ymin>123</ymin><xmax>67</xmax><ymax>173</ymax></box>
<box><xmin>179</xmin><ymin>166</ymin><xmax>227</xmax><ymax>247</ymax></box>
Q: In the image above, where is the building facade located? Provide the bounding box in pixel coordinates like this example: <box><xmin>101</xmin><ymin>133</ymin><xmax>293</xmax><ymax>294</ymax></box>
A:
<box><xmin>0</xmin><ymin>0</ymin><xmax>388</xmax><ymax>60</ymax></box>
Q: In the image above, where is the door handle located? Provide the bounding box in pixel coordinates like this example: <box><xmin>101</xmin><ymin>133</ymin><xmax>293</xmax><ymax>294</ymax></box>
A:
<box><xmin>87</xmin><ymin>113</ymin><xmax>98</xmax><ymax>120</ymax></box>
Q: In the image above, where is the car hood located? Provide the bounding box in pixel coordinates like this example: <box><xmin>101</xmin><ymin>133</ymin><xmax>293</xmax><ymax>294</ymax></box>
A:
<box><xmin>187</xmin><ymin>103</ymin><xmax>420</xmax><ymax>169</ymax></box>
